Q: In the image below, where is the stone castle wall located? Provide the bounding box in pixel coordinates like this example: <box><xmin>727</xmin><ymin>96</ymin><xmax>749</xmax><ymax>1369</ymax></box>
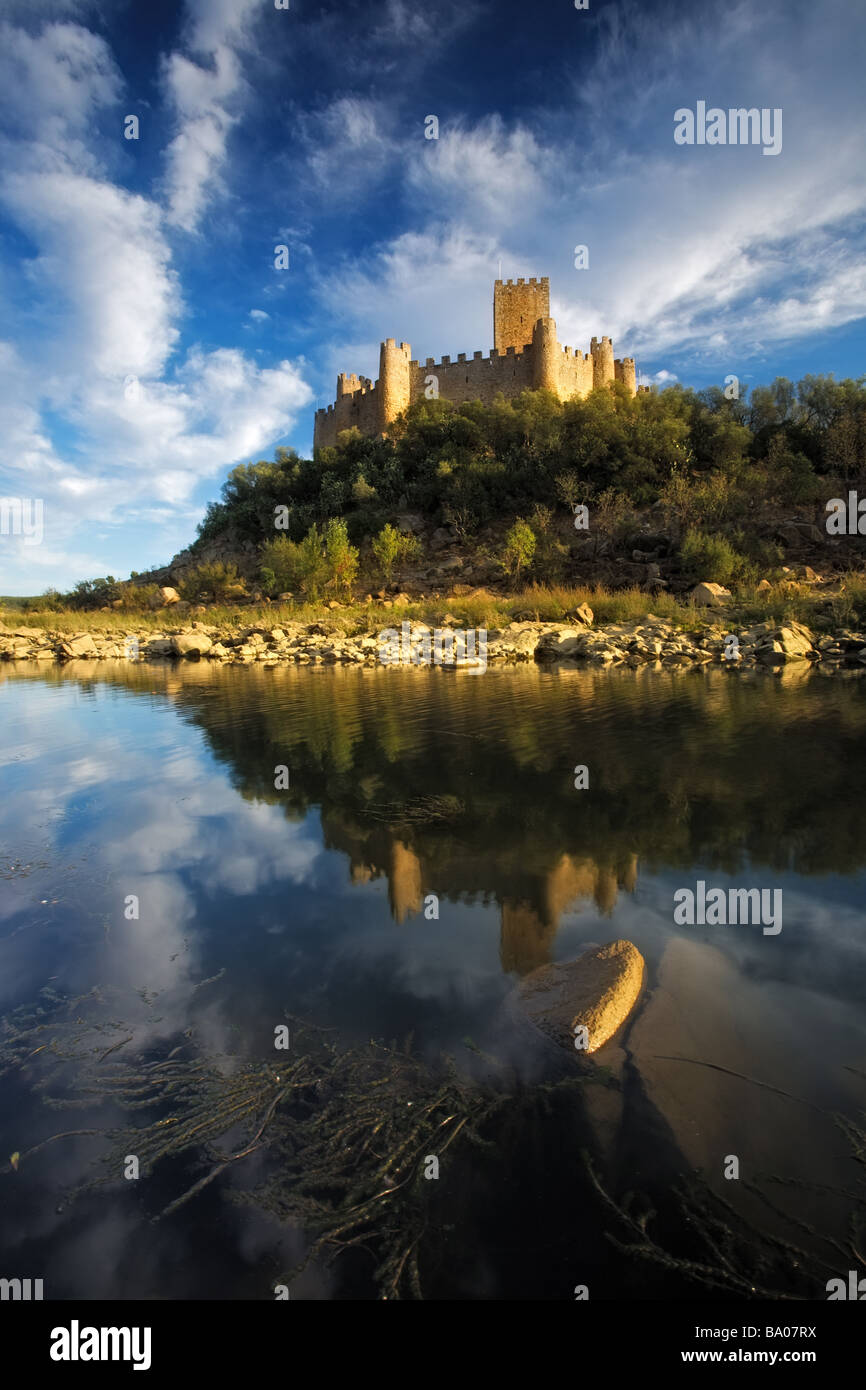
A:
<box><xmin>313</xmin><ymin>277</ymin><xmax>638</xmax><ymax>452</ymax></box>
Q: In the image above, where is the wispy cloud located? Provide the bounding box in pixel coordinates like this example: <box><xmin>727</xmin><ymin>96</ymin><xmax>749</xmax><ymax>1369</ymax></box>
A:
<box><xmin>0</xmin><ymin>8</ymin><xmax>312</xmax><ymax>590</ymax></box>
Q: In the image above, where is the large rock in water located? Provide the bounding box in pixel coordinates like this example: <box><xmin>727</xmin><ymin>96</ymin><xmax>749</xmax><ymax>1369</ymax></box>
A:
<box><xmin>511</xmin><ymin>940</ymin><xmax>645</xmax><ymax>1054</ymax></box>
<box><xmin>60</xmin><ymin>634</ymin><xmax>98</xmax><ymax>658</ymax></box>
<box><xmin>171</xmin><ymin>632</ymin><xmax>213</xmax><ymax>658</ymax></box>
<box><xmin>754</xmin><ymin>621</ymin><xmax>815</xmax><ymax>661</ymax></box>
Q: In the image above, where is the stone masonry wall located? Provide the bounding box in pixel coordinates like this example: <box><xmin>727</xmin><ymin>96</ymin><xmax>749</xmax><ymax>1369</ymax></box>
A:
<box><xmin>493</xmin><ymin>277</ymin><xmax>550</xmax><ymax>352</ymax></box>
<box><xmin>409</xmin><ymin>346</ymin><xmax>535</xmax><ymax>408</ymax></box>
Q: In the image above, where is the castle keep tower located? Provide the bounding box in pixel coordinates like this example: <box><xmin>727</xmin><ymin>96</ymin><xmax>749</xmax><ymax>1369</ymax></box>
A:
<box><xmin>494</xmin><ymin>277</ymin><xmax>550</xmax><ymax>353</ymax></box>
<box><xmin>312</xmin><ymin>276</ymin><xmax>638</xmax><ymax>452</ymax></box>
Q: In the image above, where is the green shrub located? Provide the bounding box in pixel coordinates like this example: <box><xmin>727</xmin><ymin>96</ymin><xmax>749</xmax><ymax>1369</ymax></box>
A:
<box><xmin>371</xmin><ymin>524</ymin><xmax>421</xmax><ymax>583</ymax></box>
<box><xmin>501</xmin><ymin>519</ymin><xmax>536</xmax><ymax>580</ymax></box>
<box><xmin>64</xmin><ymin>576</ymin><xmax>122</xmax><ymax>610</ymax></box>
<box><xmin>352</xmin><ymin>475</ymin><xmax>377</xmax><ymax>504</ymax></box>
<box><xmin>679</xmin><ymin>529</ymin><xmax>742</xmax><ymax>585</ymax></box>
<box><xmin>37</xmin><ymin>587</ymin><xmax>65</xmax><ymax>612</ymax></box>
<box><xmin>323</xmin><ymin>518</ymin><xmax>359</xmax><ymax>598</ymax></box>
<box><xmin>261</xmin><ymin>529</ymin><xmax>329</xmax><ymax>601</ymax></box>
<box><xmin>179</xmin><ymin>561</ymin><xmax>242</xmax><ymax>602</ymax></box>
<box><xmin>126</xmin><ymin>583</ymin><xmax>161</xmax><ymax>610</ymax></box>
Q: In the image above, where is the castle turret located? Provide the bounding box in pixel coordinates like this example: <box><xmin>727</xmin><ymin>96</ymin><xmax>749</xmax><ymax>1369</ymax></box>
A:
<box><xmin>532</xmin><ymin>316</ymin><xmax>560</xmax><ymax>394</ymax></box>
<box><xmin>378</xmin><ymin>338</ymin><xmax>412</xmax><ymax>434</ymax></box>
<box><xmin>591</xmin><ymin>335</ymin><xmax>615</xmax><ymax>390</ymax></box>
<box><xmin>337</xmin><ymin>372</ymin><xmax>361</xmax><ymax>399</ymax></box>
<box><xmin>614</xmin><ymin>356</ymin><xmax>637</xmax><ymax>396</ymax></box>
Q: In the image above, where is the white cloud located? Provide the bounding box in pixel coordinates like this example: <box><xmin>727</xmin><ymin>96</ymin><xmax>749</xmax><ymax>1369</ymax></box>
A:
<box><xmin>313</xmin><ymin>227</ymin><xmax>504</xmax><ymax>383</ymax></box>
<box><xmin>303</xmin><ymin>97</ymin><xmax>399</xmax><ymax>204</ymax></box>
<box><xmin>248</xmin><ymin>309</ymin><xmax>269</xmax><ymax>321</ymax></box>
<box><xmin>4</xmin><ymin>169</ymin><xmax>179</xmax><ymax>378</ymax></box>
<box><xmin>161</xmin><ymin>0</ymin><xmax>261</xmax><ymax>233</ymax></box>
<box><xmin>161</xmin><ymin>46</ymin><xmax>244</xmax><ymax>233</ymax></box>
<box><xmin>407</xmin><ymin>116</ymin><xmax>551</xmax><ymax>222</ymax></box>
<box><xmin>0</xmin><ymin>21</ymin><xmax>120</xmax><ymax>163</ymax></box>
<box><xmin>0</xmin><ymin>12</ymin><xmax>312</xmax><ymax>592</ymax></box>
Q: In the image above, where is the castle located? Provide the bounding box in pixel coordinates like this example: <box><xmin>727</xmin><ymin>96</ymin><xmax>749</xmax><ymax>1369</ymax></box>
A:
<box><xmin>313</xmin><ymin>276</ymin><xmax>640</xmax><ymax>452</ymax></box>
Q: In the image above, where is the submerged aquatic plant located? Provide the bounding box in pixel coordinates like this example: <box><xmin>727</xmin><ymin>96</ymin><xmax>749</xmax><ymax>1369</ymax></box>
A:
<box><xmin>0</xmin><ymin>984</ymin><xmax>506</xmax><ymax>1298</ymax></box>
<box><xmin>3</xmin><ymin>984</ymin><xmax>866</xmax><ymax>1300</ymax></box>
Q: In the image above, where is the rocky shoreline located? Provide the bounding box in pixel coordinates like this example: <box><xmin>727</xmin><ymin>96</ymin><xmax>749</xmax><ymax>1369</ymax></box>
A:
<box><xmin>3</xmin><ymin>611</ymin><xmax>866</xmax><ymax>673</ymax></box>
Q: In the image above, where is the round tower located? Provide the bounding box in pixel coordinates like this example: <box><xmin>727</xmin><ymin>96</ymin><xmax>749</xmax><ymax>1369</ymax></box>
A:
<box><xmin>378</xmin><ymin>339</ymin><xmax>412</xmax><ymax>434</ymax></box>
<box><xmin>532</xmin><ymin>316</ymin><xmax>560</xmax><ymax>394</ymax></box>
<box><xmin>615</xmin><ymin>357</ymin><xmax>637</xmax><ymax>396</ymax></box>
<box><xmin>591</xmin><ymin>335</ymin><xmax>615</xmax><ymax>390</ymax></box>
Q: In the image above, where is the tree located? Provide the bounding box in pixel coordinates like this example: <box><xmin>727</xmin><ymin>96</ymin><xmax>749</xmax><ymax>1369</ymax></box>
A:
<box><xmin>501</xmin><ymin>519</ymin><xmax>536</xmax><ymax>581</ymax></box>
<box><xmin>825</xmin><ymin>408</ymin><xmax>866</xmax><ymax>488</ymax></box>
<box><xmin>324</xmin><ymin>518</ymin><xmax>359</xmax><ymax>598</ymax></box>
<box><xmin>371</xmin><ymin>523</ymin><xmax>420</xmax><ymax>583</ymax></box>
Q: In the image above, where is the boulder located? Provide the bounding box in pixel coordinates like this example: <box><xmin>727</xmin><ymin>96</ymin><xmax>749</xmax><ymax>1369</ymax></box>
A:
<box><xmin>170</xmin><ymin>632</ymin><xmax>213</xmax><ymax>658</ymax></box>
<box><xmin>567</xmin><ymin>603</ymin><xmax>594</xmax><ymax>626</ymax></box>
<box><xmin>755</xmin><ymin>622</ymin><xmax>815</xmax><ymax>661</ymax></box>
<box><xmin>538</xmin><ymin>627</ymin><xmax>591</xmax><ymax>658</ymax></box>
<box><xmin>774</xmin><ymin>519</ymin><xmax>824</xmax><ymax>545</ymax></box>
<box><xmin>60</xmin><ymin>634</ymin><xmax>98</xmax><ymax>658</ymax></box>
<box><xmin>691</xmin><ymin>582</ymin><xmax>732</xmax><ymax>607</ymax></box>
<box><xmin>755</xmin><ymin>579</ymin><xmax>772</xmax><ymax>595</ymax></box>
<box><xmin>508</xmin><ymin>940</ymin><xmax>645</xmax><ymax>1054</ymax></box>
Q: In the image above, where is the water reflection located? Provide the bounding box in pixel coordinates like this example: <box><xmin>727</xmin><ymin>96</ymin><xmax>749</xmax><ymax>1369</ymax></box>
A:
<box><xmin>1</xmin><ymin>661</ymin><xmax>865</xmax><ymax>1298</ymax></box>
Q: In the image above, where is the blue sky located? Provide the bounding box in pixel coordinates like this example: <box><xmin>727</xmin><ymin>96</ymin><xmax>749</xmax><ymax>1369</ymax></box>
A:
<box><xmin>0</xmin><ymin>0</ymin><xmax>864</xmax><ymax>593</ymax></box>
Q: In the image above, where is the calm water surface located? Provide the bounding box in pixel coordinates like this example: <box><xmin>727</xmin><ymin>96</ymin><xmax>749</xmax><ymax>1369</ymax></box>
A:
<box><xmin>1</xmin><ymin>661</ymin><xmax>865</xmax><ymax>1299</ymax></box>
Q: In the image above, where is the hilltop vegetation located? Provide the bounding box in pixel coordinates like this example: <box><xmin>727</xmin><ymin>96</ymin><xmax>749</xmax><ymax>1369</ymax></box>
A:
<box><xmin>190</xmin><ymin>374</ymin><xmax>866</xmax><ymax>595</ymax></box>
<box><xmin>18</xmin><ymin>373</ymin><xmax>866</xmax><ymax>614</ymax></box>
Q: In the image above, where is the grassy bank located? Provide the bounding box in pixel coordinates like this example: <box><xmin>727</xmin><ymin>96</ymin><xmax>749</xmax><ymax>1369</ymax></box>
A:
<box><xmin>4</xmin><ymin>578</ymin><xmax>865</xmax><ymax>638</ymax></box>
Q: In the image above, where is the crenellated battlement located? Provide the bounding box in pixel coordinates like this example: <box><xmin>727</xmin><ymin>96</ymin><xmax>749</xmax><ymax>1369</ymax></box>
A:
<box><xmin>312</xmin><ymin>276</ymin><xmax>637</xmax><ymax>452</ymax></box>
